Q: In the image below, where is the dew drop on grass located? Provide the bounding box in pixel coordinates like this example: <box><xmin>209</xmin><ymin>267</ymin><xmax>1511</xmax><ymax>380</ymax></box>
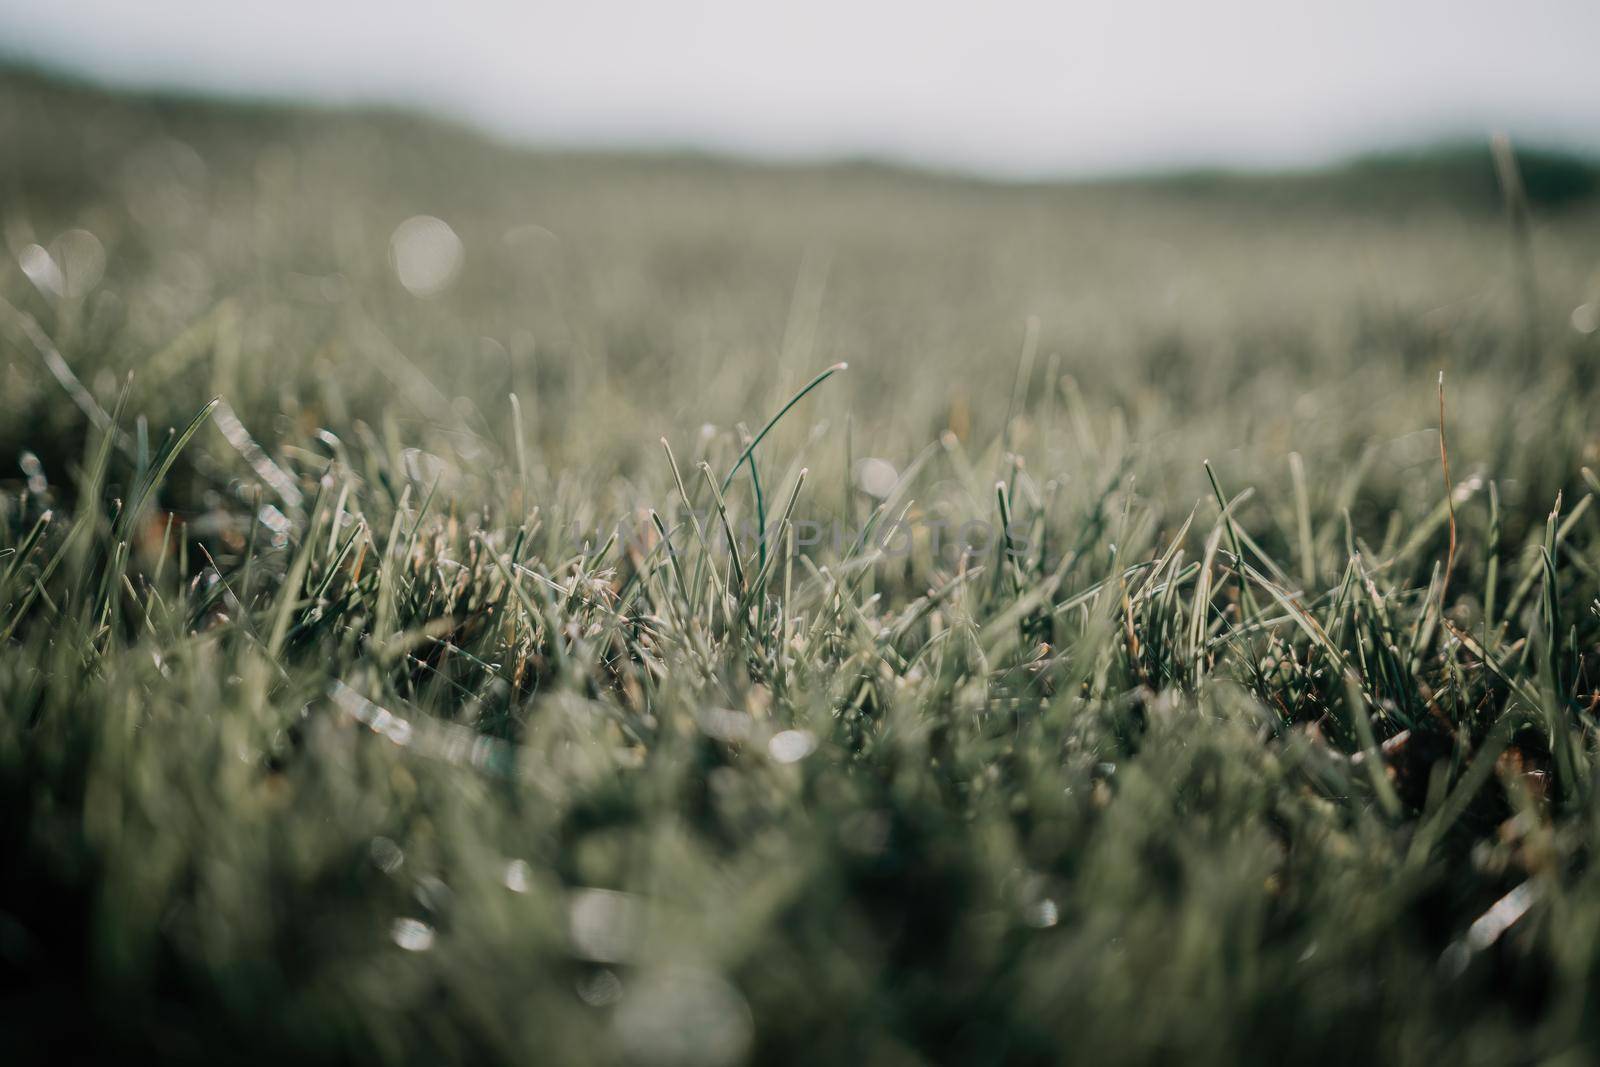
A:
<box><xmin>18</xmin><ymin>244</ymin><xmax>64</xmax><ymax>296</ymax></box>
<box><xmin>19</xmin><ymin>451</ymin><xmax>48</xmax><ymax>495</ymax></box>
<box><xmin>369</xmin><ymin>836</ymin><xmax>404</xmax><ymax>874</ymax></box>
<box><xmin>390</xmin><ymin>215</ymin><xmax>463</xmax><ymax>297</ymax></box>
<box><xmin>390</xmin><ymin>917</ymin><xmax>434</xmax><ymax>952</ymax></box>
<box><xmin>1024</xmin><ymin>898</ymin><xmax>1060</xmax><ymax>929</ymax></box>
<box><xmin>1573</xmin><ymin>302</ymin><xmax>1600</xmax><ymax>335</ymax></box>
<box><xmin>576</xmin><ymin>967</ymin><xmax>623</xmax><ymax>1007</ymax></box>
<box><xmin>699</xmin><ymin>707</ymin><xmax>753</xmax><ymax>743</ymax></box>
<box><xmin>384</xmin><ymin>717</ymin><xmax>413</xmax><ymax>747</ymax></box>
<box><xmin>767</xmin><ymin>729</ymin><xmax>816</xmax><ymax>764</ymax></box>
<box><xmin>569</xmin><ymin>888</ymin><xmax>642</xmax><ymax>964</ymax></box>
<box><xmin>503</xmin><ymin>859</ymin><xmax>532</xmax><ymax>893</ymax></box>
<box><xmin>613</xmin><ymin>967</ymin><xmax>751</xmax><ymax>1067</ymax></box>
<box><xmin>414</xmin><ymin>876</ymin><xmax>454</xmax><ymax>915</ymax></box>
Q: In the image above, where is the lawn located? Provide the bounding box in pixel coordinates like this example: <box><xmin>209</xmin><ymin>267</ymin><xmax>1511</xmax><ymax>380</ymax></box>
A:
<box><xmin>4</xmin><ymin>68</ymin><xmax>1600</xmax><ymax>1064</ymax></box>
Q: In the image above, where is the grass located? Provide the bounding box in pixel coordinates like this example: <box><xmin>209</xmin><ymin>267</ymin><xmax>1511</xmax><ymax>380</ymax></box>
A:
<box><xmin>5</xmin><ymin>68</ymin><xmax>1600</xmax><ymax>1064</ymax></box>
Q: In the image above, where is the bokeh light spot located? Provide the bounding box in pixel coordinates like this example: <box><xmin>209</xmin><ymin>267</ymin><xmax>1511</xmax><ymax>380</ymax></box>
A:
<box><xmin>390</xmin><ymin>215</ymin><xmax>463</xmax><ymax>296</ymax></box>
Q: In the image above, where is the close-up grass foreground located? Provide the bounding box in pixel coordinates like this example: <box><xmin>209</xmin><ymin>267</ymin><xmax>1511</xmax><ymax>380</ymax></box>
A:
<box><xmin>5</xmin><ymin>69</ymin><xmax>1600</xmax><ymax>1064</ymax></box>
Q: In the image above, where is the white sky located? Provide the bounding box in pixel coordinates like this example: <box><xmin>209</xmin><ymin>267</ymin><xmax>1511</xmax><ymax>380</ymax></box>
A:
<box><xmin>3</xmin><ymin>0</ymin><xmax>1598</xmax><ymax>175</ymax></box>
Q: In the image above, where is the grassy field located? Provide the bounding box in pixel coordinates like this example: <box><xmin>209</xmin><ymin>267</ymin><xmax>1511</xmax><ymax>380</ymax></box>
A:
<box><xmin>5</xmin><ymin>68</ymin><xmax>1600</xmax><ymax>1063</ymax></box>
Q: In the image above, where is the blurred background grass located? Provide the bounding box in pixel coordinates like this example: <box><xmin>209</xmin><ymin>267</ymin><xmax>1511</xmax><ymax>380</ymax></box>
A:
<box><xmin>5</xmin><ymin>66</ymin><xmax>1598</xmax><ymax>518</ymax></box>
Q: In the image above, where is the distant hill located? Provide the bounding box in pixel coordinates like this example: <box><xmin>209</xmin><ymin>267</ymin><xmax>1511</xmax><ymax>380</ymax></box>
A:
<box><xmin>2</xmin><ymin>62</ymin><xmax>1597</xmax><ymax>215</ymax></box>
<box><xmin>1141</xmin><ymin>145</ymin><xmax>1600</xmax><ymax>213</ymax></box>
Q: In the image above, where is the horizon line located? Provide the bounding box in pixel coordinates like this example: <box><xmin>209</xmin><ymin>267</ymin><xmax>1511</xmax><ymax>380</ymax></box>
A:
<box><xmin>5</xmin><ymin>53</ymin><xmax>1599</xmax><ymax>189</ymax></box>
